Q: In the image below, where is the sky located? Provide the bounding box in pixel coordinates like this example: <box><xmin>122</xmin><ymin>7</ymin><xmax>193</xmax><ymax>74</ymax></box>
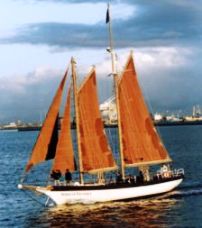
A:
<box><xmin>0</xmin><ymin>0</ymin><xmax>202</xmax><ymax>122</ymax></box>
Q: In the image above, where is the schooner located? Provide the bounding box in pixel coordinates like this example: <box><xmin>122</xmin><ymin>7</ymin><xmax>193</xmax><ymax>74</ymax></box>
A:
<box><xmin>18</xmin><ymin>4</ymin><xmax>184</xmax><ymax>205</ymax></box>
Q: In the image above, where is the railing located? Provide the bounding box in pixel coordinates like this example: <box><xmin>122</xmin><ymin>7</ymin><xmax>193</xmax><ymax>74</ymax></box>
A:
<box><xmin>173</xmin><ymin>168</ymin><xmax>185</xmax><ymax>177</ymax></box>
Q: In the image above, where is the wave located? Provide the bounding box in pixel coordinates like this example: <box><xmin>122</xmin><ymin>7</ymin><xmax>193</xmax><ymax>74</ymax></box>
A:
<box><xmin>178</xmin><ymin>182</ymin><xmax>202</xmax><ymax>191</ymax></box>
<box><xmin>168</xmin><ymin>189</ymin><xmax>202</xmax><ymax>199</ymax></box>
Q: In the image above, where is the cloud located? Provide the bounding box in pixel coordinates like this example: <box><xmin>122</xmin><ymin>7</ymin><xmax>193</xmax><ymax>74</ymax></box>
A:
<box><xmin>16</xmin><ymin>0</ymin><xmax>202</xmax><ymax>9</ymax></box>
<box><xmin>91</xmin><ymin>47</ymin><xmax>192</xmax><ymax>77</ymax></box>
<box><xmin>2</xmin><ymin>0</ymin><xmax>201</xmax><ymax>49</ymax></box>
<box><xmin>1</xmin><ymin>0</ymin><xmax>202</xmax><ymax>122</ymax></box>
<box><xmin>0</xmin><ymin>46</ymin><xmax>192</xmax><ymax>91</ymax></box>
<box><xmin>0</xmin><ymin>46</ymin><xmax>197</xmax><ymax>122</ymax></box>
<box><xmin>0</xmin><ymin>66</ymin><xmax>67</xmax><ymax>122</ymax></box>
<box><xmin>0</xmin><ymin>66</ymin><xmax>63</xmax><ymax>93</ymax></box>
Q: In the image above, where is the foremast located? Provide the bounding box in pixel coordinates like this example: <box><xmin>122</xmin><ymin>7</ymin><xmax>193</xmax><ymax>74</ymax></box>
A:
<box><xmin>71</xmin><ymin>57</ymin><xmax>84</xmax><ymax>185</ymax></box>
<box><xmin>106</xmin><ymin>3</ymin><xmax>125</xmax><ymax>180</ymax></box>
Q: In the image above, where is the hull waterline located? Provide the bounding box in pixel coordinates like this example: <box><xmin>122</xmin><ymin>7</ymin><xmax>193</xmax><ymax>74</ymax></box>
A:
<box><xmin>35</xmin><ymin>178</ymin><xmax>183</xmax><ymax>205</ymax></box>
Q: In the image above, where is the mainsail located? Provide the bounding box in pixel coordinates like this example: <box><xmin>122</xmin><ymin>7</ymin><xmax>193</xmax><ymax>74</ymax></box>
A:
<box><xmin>118</xmin><ymin>54</ymin><xmax>171</xmax><ymax>167</ymax></box>
<box><xmin>52</xmin><ymin>87</ymin><xmax>75</xmax><ymax>174</ymax></box>
<box><xmin>77</xmin><ymin>68</ymin><xmax>117</xmax><ymax>173</ymax></box>
<box><xmin>25</xmin><ymin>70</ymin><xmax>68</xmax><ymax>172</ymax></box>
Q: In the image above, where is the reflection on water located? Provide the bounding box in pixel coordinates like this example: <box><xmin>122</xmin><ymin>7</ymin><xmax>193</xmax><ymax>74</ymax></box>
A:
<box><xmin>26</xmin><ymin>198</ymin><xmax>180</xmax><ymax>227</ymax></box>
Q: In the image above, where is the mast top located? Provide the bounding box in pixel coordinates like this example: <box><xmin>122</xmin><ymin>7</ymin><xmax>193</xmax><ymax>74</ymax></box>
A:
<box><xmin>106</xmin><ymin>3</ymin><xmax>117</xmax><ymax>75</ymax></box>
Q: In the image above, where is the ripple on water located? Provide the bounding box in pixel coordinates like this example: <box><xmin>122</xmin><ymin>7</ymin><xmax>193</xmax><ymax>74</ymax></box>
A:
<box><xmin>1</xmin><ymin>127</ymin><xmax>202</xmax><ymax>227</ymax></box>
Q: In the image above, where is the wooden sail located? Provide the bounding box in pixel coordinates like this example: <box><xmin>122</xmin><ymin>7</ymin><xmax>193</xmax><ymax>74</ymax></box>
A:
<box><xmin>118</xmin><ymin>53</ymin><xmax>171</xmax><ymax>167</ymax></box>
<box><xmin>52</xmin><ymin>87</ymin><xmax>75</xmax><ymax>174</ymax></box>
<box><xmin>77</xmin><ymin>68</ymin><xmax>117</xmax><ymax>173</ymax></box>
<box><xmin>25</xmin><ymin>70</ymin><xmax>68</xmax><ymax>172</ymax></box>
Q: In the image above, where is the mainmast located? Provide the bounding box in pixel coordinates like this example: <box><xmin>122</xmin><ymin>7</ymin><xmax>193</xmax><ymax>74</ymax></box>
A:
<box><xmin>106</xmin><ymin>3</ymin><xmax>125</xmax><ymax>180</ymax></box>
<box><xmin>71</xmin><ymin>57</ymin><xmax>84</xmax><ymax>185</ymax></box>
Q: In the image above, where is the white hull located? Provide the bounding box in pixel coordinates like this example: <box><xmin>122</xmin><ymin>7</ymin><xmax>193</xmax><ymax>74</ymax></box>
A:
<box><xmin>36</xmin><ymin>178</ymin><xmax>183</xmax><ymax>205</ymax></box>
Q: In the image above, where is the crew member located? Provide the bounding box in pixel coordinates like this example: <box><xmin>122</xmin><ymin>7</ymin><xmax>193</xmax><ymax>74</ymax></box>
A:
<box><xmin>65</xmin><ymin>169</ymin><xmax>72</xmax><ymax>184</ymax></box>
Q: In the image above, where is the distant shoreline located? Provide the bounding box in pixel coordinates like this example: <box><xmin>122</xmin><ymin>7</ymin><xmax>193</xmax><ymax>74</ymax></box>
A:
<box><xmin>1</xmin><ymin>120</ymin><xmax>202</xmax><ymax>132</ymax></box>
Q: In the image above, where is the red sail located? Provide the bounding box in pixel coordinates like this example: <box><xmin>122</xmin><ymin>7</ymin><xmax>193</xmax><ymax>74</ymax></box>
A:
<box><xmin>118</xmin><ymin>54</ymin><xmax>171</xmax><ymax>167</ymax></box>
<box><xmin>25</xmin><ymin>70</ymin><xmax>68</xmax><ymax>172</ymax></box>
<box><xmin>77</xmin><ymin>69</ymin><xmax>117</xmax><ymax>173</ymax></box>
<box><xmin>52</xmin><ymin>87</ymin><xmax>75</xmax><ymax>174</ymax></box>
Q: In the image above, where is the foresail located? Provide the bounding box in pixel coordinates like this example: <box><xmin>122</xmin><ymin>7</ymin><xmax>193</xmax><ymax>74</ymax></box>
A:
<box><xmin>118</xmin><ymin>53</ymin><xmax>171</xmax><ymax>167</ymax></box>
<box><xmin>25</xmin><ymin>70</ymin><xmax>68</xmax><ymax>172</ymax></box>
<box><xmin>52</xmin><ymin>87</ymin><xmax>75</xmax><ymax>174</ymax></box>
<box><xmin>77</xmin><ymin>69</ymin><xmax>117</xmax><ymax>173</ymax></box>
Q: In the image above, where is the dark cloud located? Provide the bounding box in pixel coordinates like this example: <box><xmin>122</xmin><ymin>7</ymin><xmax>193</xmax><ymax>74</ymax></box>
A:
<box><xmin>0</xmin><ymin>74</ymin><xmax>113</xmax><ymax>122</ymax></box>
<box><xmin>1</xmin><ymin>0</ymin><xmax>202</xmax><ymax>122</ymax></box>
<box><xmin>0</xmin><ymin>74</ymin><xmax>60</xmax><ymax>122</ymax></box>
<box><xmin>3</xmin><ymin>23</ymin><xmax>109</xmax><ymax>48</ymax></box>
<box><xmin>18</xmin><ymin>0</ymin><xmax>111</xmax><ymax>3</ymax></box>
<box><xmin>141</xmin><ymin>66</ymin><xmax>202</xmax><ymax>114</ymax></box>
<box><xmin>2</xmin><ymin>66</ymin><xmax>201</xmax><ymax>122</ymax></box>
<box><xmin>3</xmin><ymin>0</ymin><xmax>202</xmax><ymax>48</ymax></box>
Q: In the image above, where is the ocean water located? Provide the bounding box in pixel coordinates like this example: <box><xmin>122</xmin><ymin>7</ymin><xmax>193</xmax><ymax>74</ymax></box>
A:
<box><xmin>0</xmin><ymin>125</ymin><xmax>202</xmax><ymax>227</ymax></box>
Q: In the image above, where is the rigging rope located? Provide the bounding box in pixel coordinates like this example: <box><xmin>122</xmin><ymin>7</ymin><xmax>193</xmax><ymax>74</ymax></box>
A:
<box><xmin>20</xmin><ymin>187</ymin><xmax>47</xmax><ymax>207</ymax></box>
<box><xmin>18</xmin><ymin>163</ymin><xmax>54</xmax><ymax>207</ymax></box>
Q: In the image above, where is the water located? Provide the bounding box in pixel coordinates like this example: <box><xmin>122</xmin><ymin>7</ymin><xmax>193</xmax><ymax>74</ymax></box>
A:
<box><xmin>0</xmin><ymin>126</ymin><xmax>202</xmax><ymax>227</ymax></box>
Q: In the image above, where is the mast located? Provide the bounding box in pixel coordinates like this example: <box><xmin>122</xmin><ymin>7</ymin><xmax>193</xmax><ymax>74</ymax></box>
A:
<box><xmin>106</xmin><ymin>3</ymin><xmax>125</xmax><ymax>180</ymax></box>
<box><xmin>71</xmin><ymin>57</ymin><xmax>84</xmax><ymax>184</ymax></box>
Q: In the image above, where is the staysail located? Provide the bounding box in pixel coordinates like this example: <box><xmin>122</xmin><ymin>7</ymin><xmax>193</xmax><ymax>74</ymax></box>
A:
<box><xmin>118</xmin><ymin>53</ymin><xmax>171</xmax><ymax>167</ymax></box>
<box><xmin>52</xmin><ymin>86</ymin><xmax>75</xmax><ymax>174</ymax></box>
<box><xmin>77</xmin><ymin>68</ymin><xmax>117</xmax><ymax>173</ymax></box>
<box><xmin>25</xmin><ymin>70</ymin><xmax>68</xmax><ymax>172</ymax></box>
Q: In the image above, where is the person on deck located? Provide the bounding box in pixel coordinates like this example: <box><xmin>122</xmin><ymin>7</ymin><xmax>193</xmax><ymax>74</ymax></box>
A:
<box><xmin>127</xmin><ymin>174</ymin><xmax>135</xmax><ymax>184</ymax></box>
<box><xmin>50</xmin><ymin>170</ymin><xmax>61</xmax><ymax>185</ymax></box>
<box><xmin>116</xmin><ymin>171</ymin><xmax>123</xmax><ymax>184</ymax></box>
<box><xmin>65</xmin><ymin>169</ymin><xmax>72</xmax><ymax>185</ymax></box>
<box><xmin>137</xmin><ymin>170</ymin><xmax>144</xmax><ymax>184</ymax></box>
<box><xmin>160</xmin><ymin>164</ymin><xmax>171</xmax><ymax>179</ymax></box>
